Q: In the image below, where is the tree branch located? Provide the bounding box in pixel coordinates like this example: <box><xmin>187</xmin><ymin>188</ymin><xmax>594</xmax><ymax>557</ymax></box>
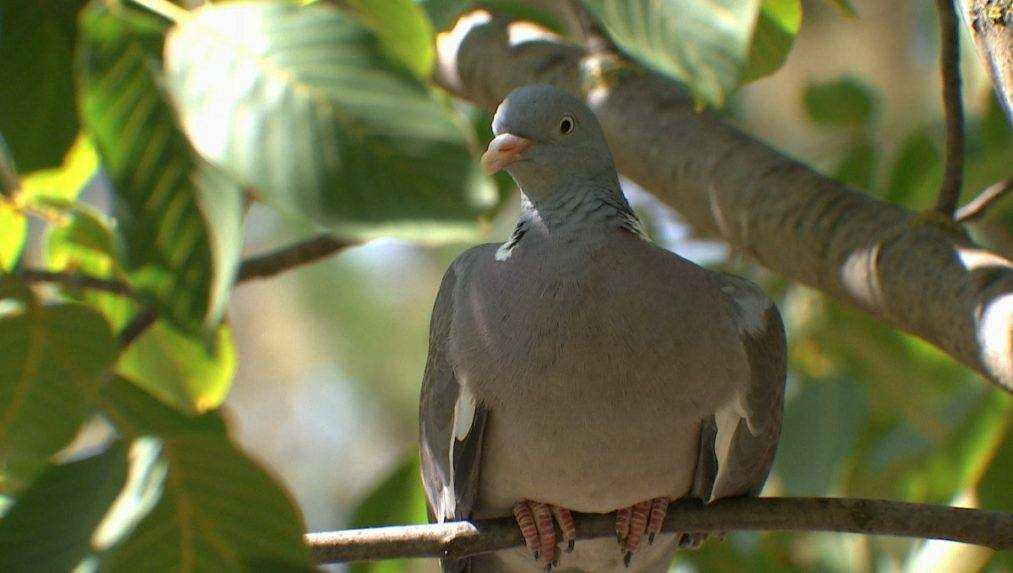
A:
<box><xmin>957</xmin><ymin>0</ymin><xmax>1013</xmax><ymax>124</ymax></box>
<box><xmin>305</xmin><ymin>497</ymin><xmax>1013</xmax><ymax>564</ymax></box>
<box><xmin>13</xmin><ymin>269</ymin><xmax>140</xmax><ymax>299</ymax></box>
<box><xmin>957</xmin><ymin>179</ymin><xmax>1013</xmax><ymax>222</ymax></box>
<box><xmin>118</xmin><ymin>307</ymin><xmax>158</xmax><ymax>349</ymax></box>
<box><xmin>118</xmin><ymin>235</ymin><xmax>353</xmax><ymax>345</ymax></box>
<box><xmin>11</xmin><ymin>235</ymin><xmax>355</xmax><ymax>348</ymax></box>
<box><xmin>934</xmin><ymin>0</ymin><xmax>966</xmax><ymax>217</ymax></box>
<box><xmin>236</xmin><ymin>235</ymin><xmax>353</xmax><ymax>283</ymax></box>
<box><xmin>434</xmin><ymin>13</ymin><xmax>1013</xmax><ymax>391</ymax></box>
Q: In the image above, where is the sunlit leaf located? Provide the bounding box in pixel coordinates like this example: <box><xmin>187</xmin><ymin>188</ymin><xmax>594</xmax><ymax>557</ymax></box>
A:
<box><xmin>97</xmin><ymin>379</ymin><xmax>311</xmax><ymax>571</ymax></box>
<box><xmin>193</xmin><ymin>164</ymin><xmax>244</xmax><ymax>326</ymax></box>
<box><xmin>742</xmin><ymin>0</ymin><xmax>802</xmax><ymax>83</ymax></box>
<box><xmin>78</xmin><ymin>2</ymin><xmax>241</xmax><ymax>329</ymax></box>
<box><xmin>0</xmin><ymin>443</ymin><xmax>128</xmax><ymax>571</ymax></box>
<box><xmin>0</xmin><ymin>302</ymin><xmax>116</xmax><ymax>491</ymax></box>
<box><xmin>0</xmin><ymin>202</ymin><xmax>25</xmax><ymax>272</ymax></box>
<box><xmin>803</xmin><ymin>77</ymin><xmax>877</xmax><ymax>127</ymax></box>
<box><xmin>19</xmin><ymin>135</ymin><xmax>100</xmax><ymax>204</ymax></box>
<box><xmin>0</xmin><ymin>0</ymin><xmax>87</xmax><ymax>172</ymax></box>
<box><xmin>340</xmin><ymin>0</ymin><xmax>435</xmax><ymax>79</ymax></box>
<box><xmin>421</xmin><ymin>0</ymin><xmax>568</xmax><ymax>33</ymax></box>
<box><xmin>581</xmin><ymin>0</ymin><xmax>762</xmax><ymax>107</ymax></box>
<box><xmin>116</xmin><ymin>320</ymin><xmax>236</xmax><ymax>414</ymax></box>
<box><xmin>44</xmin><ymin>205</ymin><xmax>136</xmax><ymax>331</ymax></box>
<box><xmin>350</xmin><ymin>455</ymin><xmax>428</xmax><ymax>573</ymax></box>
<box><xmin>164</xmin><ymin>1</ymin><xmax>496</xmax><ymax>242</ymax></box>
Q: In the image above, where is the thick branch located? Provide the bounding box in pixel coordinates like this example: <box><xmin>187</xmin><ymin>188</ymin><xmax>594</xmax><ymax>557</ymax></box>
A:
<box><xmin>934</xmin><ymin>0</ymin><xmax>965</xmax><ymax>217</ymax></box>
<box><xmin>435</xmin><ymin>13</ymin><xmax>1013</xmax><ymax>391</ymax></box>
<box><xmin>958</xmin><ymin>0</ymin><xmax>1013</xmax><ymax>124</ymax></box>
<box><xmin>306</xmin><ymin>497</ymin><xmax>1013</xmax><ymax>564</ymax></box>
<box><xmin>957</xmin><ymin>179</ymin><xmax>1013</xmax><ymax>222</ymax></box>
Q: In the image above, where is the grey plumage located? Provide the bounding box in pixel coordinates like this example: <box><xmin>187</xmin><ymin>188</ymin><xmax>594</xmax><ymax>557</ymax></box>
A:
<box><xmin>420</xmin><ymin>85</ymin><xmax>786</xmax><ymax>572</ymax></box>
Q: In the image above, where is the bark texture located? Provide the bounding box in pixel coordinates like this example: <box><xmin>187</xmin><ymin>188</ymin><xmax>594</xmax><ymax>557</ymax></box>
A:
<box><xmin>959</xmin><ymin>0</ymin><xmax>1013</xmax><ymax>123</ymax></box>
<box><xmin>306</xmin><ymin>497</ymin><xmax>1013</xmax><ymax>563</ymax></box>
<box><xmin>434</xmin><ymin>13</ymin><xmax>1013</xmax><ymax>391</ymax></box>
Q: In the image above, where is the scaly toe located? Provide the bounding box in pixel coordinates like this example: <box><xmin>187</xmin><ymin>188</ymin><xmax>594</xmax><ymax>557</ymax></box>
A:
<box><xmin>512</xmin><ymin>502</ymin><xmax>541</xmax><ymax>560</ymax></box>
<box><xmin>615</xmin><ymin>506</ymin><xmax>632</xmax><ymax>547</ymax></box>
<box><xmin>529</xmin><ymin>502</ymin><xmax>557</xmax><ymax>566</ymax></box>
<box><xmin>550</xmin><ymin>506</ymin><xmax>576</xmax><ymax>553</ymax></box>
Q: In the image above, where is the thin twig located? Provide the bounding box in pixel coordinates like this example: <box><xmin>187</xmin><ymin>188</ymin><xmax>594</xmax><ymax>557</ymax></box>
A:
<box><xmin>14</xmin><ymin>269</ymin><xmax>139</xmax><ymax>299</ymax></box>
<box><xmin>956</xmin><ymin>179</ymin><xmax>1013</xmax><ymax>223</ymax></box>
<box><xmin>236</xmin><ymin>235</ymin><xmax>354</xmax><ymax>283</ymax></box>
<box><xmin>306</xmin><ymin>497</ymin><xmax>1013</xmax><ymax>564</ymax></box>
<box><xmin>113</xmin><ymin>234</ymin><xmax>353</xmax><ymax>346</ymax></box>
<box><xmin>118</xmin><ymin>307</ymin><xmax>158</xmax><ymax>349</ymax></box>
<box><xmin>934</xmin><ymin>0</ymin><xmax>966</xmax><ymax>217</ymax></box>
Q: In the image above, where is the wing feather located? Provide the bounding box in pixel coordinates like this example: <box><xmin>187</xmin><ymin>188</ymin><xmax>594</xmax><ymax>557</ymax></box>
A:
<box><xmin>709</xmin><ymin>274</ymin><xmax>787</xmax><ymax>500</ymax></box>
<box><xmin>418</xmin><ymin>247</ymin><xmax>494</xmax><ymax>572</ymax></box>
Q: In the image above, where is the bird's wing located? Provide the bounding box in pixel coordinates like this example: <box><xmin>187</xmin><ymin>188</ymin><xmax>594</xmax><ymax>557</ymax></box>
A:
<box><xmin>707</xmin><ymin>273</ymin><xmax>787</xmax><ymax>500</ymax></box>
<box><xmin>419</xmin><ymin>246</ymin><xmax>492</xmax><ymax>528</ymax></box>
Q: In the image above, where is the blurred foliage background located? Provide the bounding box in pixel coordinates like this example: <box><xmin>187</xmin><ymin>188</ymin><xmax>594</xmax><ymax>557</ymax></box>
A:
<box><xmin>0</xmin><ymin>0</ymin><xmax>1010</xmax><ymax>571</ymax></box>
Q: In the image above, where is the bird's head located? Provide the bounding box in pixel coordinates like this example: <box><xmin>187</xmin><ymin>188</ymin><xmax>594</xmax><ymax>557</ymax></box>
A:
<box><xmin>482</xmin><ymin>85</ymin><xmax>617</xmax><ymax>201</ymax></box>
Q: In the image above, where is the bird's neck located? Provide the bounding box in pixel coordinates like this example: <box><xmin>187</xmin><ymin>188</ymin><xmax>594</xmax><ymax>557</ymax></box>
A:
<box><xmin>496</xmin><ymin>175</ymin><xmax>646</xmax><ymax>260</ymax></box>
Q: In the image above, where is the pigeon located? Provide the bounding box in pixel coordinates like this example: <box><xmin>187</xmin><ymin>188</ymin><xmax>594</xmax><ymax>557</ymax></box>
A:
<box><xmin>419</xmin><ymin>84</ymin><xmax>786</xmax><ymax>572</ymax></box>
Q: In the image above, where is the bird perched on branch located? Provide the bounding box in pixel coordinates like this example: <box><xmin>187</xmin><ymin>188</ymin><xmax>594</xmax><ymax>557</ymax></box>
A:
<box><xmin>420</xmin><ymin>84</ymin><xmax>787</xmax><ymax>572</ymax></box>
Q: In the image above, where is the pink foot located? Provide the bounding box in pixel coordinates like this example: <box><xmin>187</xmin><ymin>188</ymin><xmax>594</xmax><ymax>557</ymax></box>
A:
<box><xmin>615</xmin><ymin>497</ymin><xmax>671</xmax><ymax>566</ymax></box>
<box><xmin>513</xmin><ymin>501</ymin><xmax>576</xmax><ymax>569</ymax></box>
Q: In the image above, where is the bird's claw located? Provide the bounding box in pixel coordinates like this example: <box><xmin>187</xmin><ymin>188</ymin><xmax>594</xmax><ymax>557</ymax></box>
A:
<box><xmin>614</xmin><ymin>497</ymin><xmax>671</xmax><ymax>563</ymax></box>
<box><xmin>512</xmin><ymin>500</ymin><xmax>576</xmax><ymax>568</ymax></box>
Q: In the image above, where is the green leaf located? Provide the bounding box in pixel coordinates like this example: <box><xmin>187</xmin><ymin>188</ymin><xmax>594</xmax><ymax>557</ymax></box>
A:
<box><xmin>78</xmin><ymin>2</ymin><xmax>241</xmax><ymax>329</ymax></box>
<box><xmin>0</xmin><ymin>443</ymin><xmax>128</xmax><ymax>571</ymax></box>
<box><xmin>978</xmin><ymin>422</ymin><xmax>1011</xmax><ymax>510</ymax></box>
<box><xmin>833</xmin><ymin>139</ymin><xmax>876</xmax><ymax>191</ymax></box>
<box><xmin>775</xmin><ymin>376</ymin><xmax>869</xmax><ymax>495</ymax></box>
<box><xmin>803</xmin><ymin>77</ymin><xmax>877</xmax><ymax>127</ymax></box>
<box><xmin>742</xmin><ymin>0</ymin><xmax>802</xmax><ymax>83</ymax></box>
<box><xmin>164</xmin><ymin>1</ymin><xmax>497</xmax><ymax>242</ymax></box>
<box><xmin>901</xmin><ymin>390</ymin><xmax>1011</xmax><ymax>504</ymax></box>
<box><xmin>581</xmin><ymin>0</ymin><xmax>763</xmax><ymax>107</ymax></box>
<box><xmin>886</xmin><ymin>129</ymin><xmax>940</xmax><ymax>206</ymax></box>
<box><xmin>0</xmin><ymin>202</ymin><xmax>25</xmax><ymax>272</ymax></box>
<box><xmin>116</xmin><ymin>320</ymin><xmax>236</xmax><ymax>414</ymax></box>
<box><xmin>193</xmin><ymin>164</ymin><xmax>245</xmax><ymax>326</ymax></box>
<box><xmin>96</xmin><ymin>380</ymin><xmax>311</xmax><ymax>571</ymax></box>
<box><xmin>44</xmin><ymin>205</ymin><xmax>136</xmax><ymax>331</ymax></box>
<box><xmin>0</xmin><ymin>302</ymin><xmax>116</xmax><ymax>491</ymax></box>
<box><xmin>0</xmin><ymin>0</ymin><xmax>87</xmax><ymax>172</ymax></box>
<box><xmin>340</xmin><ymin>0</ymin><xmax>435</xmax><ymax>79</ymax></box>
<box><xmin>349</xmin><ymin>455</ymin><xmax>428</xmax><ymax>573</ymax></box>
<box><xmin>421</xmin><ymin>0</ymin><xmax>569</xmax><ymax>34</ymax></box>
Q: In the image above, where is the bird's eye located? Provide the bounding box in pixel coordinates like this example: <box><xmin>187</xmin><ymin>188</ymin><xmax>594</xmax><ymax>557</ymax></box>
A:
<box><xmin>559</xmin><ymin>116</ymin><xmax>574</xmax><ymax>135</ymax></box>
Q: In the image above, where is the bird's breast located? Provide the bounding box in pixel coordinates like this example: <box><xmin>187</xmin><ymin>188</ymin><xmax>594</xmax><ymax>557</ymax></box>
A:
<box><xmin>448</xmin><ymin>245</ymin><xmax>742</xmax><ymax>516</ymax></box>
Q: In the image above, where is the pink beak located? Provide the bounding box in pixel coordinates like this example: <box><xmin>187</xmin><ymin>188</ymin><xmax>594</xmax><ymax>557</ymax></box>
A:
<box><xmin>481</xmin><ymin>133</ymin><xmax>533</xmax><ymax>174</ymax></box>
